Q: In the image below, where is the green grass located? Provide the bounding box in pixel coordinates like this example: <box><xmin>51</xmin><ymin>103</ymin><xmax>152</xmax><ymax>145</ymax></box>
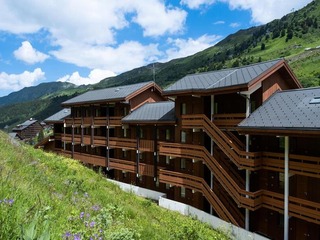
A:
<box><xmin>0</xmin><ymin>131</ymin><xmax>229</xmax><ymax>240</ymax></box>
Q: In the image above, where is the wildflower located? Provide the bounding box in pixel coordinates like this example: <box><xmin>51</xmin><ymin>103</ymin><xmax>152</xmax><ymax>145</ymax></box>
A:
<box><xmin>64</xmin><ymin>232</ymin><xmax>72</xmax><ymax>238</ymax></box>
<box><xmin>89</xmin><ymin>221</ymin><xmax>95</xmax><ymax>228</ymax></box>
<box><xmin>8</xmin><ymin>199</ymin><xmax>14</xmax><ymax>206</ymax></box>
<box><xmin>86</xmin><ymin>213</ymin><xmax>90</xmax><ymax>218</ymax></box>
<box><xmin>73</xmin><ymin>233</ymin><xmax>81</xmax><ymax>240</ymax></box>
<box><xmin>92</xmin><ymin>205</ymin><xmax>100</xmax><ymax>211</ymax></box>
<box><xmin>80</xmin><ymin>212</ymin><xmax>85</xmax><ymax>219</ymax></box>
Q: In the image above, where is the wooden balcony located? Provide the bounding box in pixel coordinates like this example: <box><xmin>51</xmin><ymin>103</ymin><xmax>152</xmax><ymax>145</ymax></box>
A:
<box><xmin>64</xmin><ymin>118</ymin><xmax>73</xmax><ymax>125</ymax></box>
<box><xmin>61</xmin><ymin>134</ymin><xmax>81</xmax><ymax>144</ymax></box>
<box><xmin>140</xmin><ymin>139</ymin><xmax>154</xmax><ymax>152</ymax></box>
<box><xmin>73</xmin><ymin>152</ymin><xmax>106</xmax><ymax>166</ymax></box>
<box><xmin>93</xmin><ymin>136</ymin><xmax>107</xmax><ymax>146</ymax></box>
<box><xmin>109</xmin><ymin>137</ymin><xmax>136</xmax><ymax>149</ymax></box>
<box><xmin>54</xmin><ymin>133</ymin><xmax>62</xmax><ymax>140</ymax></box>
<box><xmin>94</xmin><ymin>117</ymin><xmax>107</xmax><ymax>126</ymax></box>
<box><xmin>159</xmin><ymin>169</ymin><xmax>320</xmax><ymax>225</ymax></box>
<box><xmin>82</xmin><ymin>135</ymin><xmax>91</xmax><ymax>145</ymax></box>
<box><xmin>82</xmin><ymin>117</ymin><xmax>91</xmax><ymax>126</ymax></box>
<box><xmin>109</xmin><ymin>116</ymin><xmax>122</xmax><ymax>126</ymax></box>
<box><xmin>109</xmin><ymin>158</ymin><xmax>135</xmax><ymax>173</ymax></box>
<box><xmin>212</xmin><ymin>113</ymin><xmax>246</xmax><ymax>129</ymax></box>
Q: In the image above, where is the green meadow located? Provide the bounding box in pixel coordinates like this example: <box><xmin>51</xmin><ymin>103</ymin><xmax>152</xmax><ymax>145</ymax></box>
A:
<box><xmin>0</xmin><ymin>131</ymin><xmax>228</xmax><ymax>240</ymax></box>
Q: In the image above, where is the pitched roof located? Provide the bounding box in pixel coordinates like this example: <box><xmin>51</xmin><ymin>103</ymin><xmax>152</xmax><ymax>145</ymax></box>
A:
<box><xmin>12</xmin><ymin>119</ymin><xmax>38</xmax><ymax>131</ymax></box>
<box><xmin>238</xmin><ymin>87</ymin><xmax>320</xmax><ymax>132</ymax></box>
<box><xmin>164</xmin><ymin>59</ymin><xmax>289</xmax><ymax>95</ymax></box>
<box><xmin>122</xmin><ymin>101</ymin><xmax>175</xmax><ymax>124</ymax></box>
<box><xmin>45</xmin><ymin>108</ymin><xmax>71</xmax><ymax>123</ymax></box>
<box><xmin>62</xmin><ymin>81</ymin><xmax>155</xmax><ymax>106</ymax></box>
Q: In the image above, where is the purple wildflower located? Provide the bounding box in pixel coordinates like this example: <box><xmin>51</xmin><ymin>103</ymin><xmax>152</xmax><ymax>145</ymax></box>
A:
<box><xmin>80</xmin><ymin>212</ymin><xmax>84</xmax><ymax>219</ymax></box>
<box><xmin>64</xmin><ymin>232</ymin><xmax>72</xmax><ymax>238</ymax></box>
<box><xmin>89</xmin><ymin>221</ymin><xmax>95</xmax><ymax>228</ymax></box>
<box><xmin>8</xmin><ymin>199</ymin><xmax>14</xmax><ymax>206</ymax></box>
<box><xmin>73</xmin><ymin>233</ymin><xmax>81</xmax><ymax>240</ymax></box>
<box><xmin>92</xmin><ymin>205</ymin><xmax>100</xmax><ymax>211</ymax></box>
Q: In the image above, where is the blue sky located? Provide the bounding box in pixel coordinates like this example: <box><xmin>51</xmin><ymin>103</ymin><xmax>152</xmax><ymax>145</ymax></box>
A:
<box><xmin>0</xmin><ymin>0</ymin><xmax>312</xmax><ymax>97</ymax></box>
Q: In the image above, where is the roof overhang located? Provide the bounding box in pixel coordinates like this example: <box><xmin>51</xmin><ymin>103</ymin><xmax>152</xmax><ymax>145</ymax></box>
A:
<box><xmin>237</xmin><ymin>127</ymin><xmax>320</xmax><ymax>138</ymax></box>
<box><xmin>121</xmin><ymin>120</ymin><xmax>176</xmax><ymax>125</ymax></box>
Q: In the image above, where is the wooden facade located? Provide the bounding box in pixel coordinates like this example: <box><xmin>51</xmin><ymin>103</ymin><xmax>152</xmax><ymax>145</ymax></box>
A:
<box><xmin>12</xmin><ymin>119</ymin><xmax>43</xmax><ymax>141</ymax></box>
<box><xmin>43</xmin><ymin>62</ymin><xmax>320</xmax><ymax>240</ymax></box>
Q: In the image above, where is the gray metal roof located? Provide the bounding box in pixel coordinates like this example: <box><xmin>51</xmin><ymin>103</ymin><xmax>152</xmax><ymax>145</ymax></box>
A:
<box><xmin>62</xmin><ymin>81</ymin><xmax>153</xmax><ymax>105</ymax></box>
<box><xmin>12</xmin><ymin>119</ymin><xmax>38</xmax><ymax>131</ymax></box>
<box><xmin>122</xmin><ymin>101</ymin><xmax>175</xmax><ymax>123</ymax></box>
<box><xmin>238</xmin><ymin>87</ymin><xmax>320</xmax><ymax>131</ymax></box>
<box><xmin>45</xmin><ymin>108</ymin><xmax>71</xmax><ymax>123</ymax></box>
<box><xmin>164</xmin><ymin>59</ymin><xmax>283</xmax><ymax>93</ymax></box>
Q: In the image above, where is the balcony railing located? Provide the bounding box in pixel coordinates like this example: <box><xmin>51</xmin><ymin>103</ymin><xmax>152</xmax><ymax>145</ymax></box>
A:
<box><xmin>109</xmin><ymin>137</ymin><xmax>136</xmax><ymax>149</ymax></box>
<box><xmin>212</xmin><ymin>113</ymin><xmax>246</xmax><ymax>129</ymax></box>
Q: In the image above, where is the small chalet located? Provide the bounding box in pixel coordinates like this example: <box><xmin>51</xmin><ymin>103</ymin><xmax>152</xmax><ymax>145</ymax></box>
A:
<box><xmin>12</xmin><ymin>118</ymin><xmax>43</xmax><ymax>141</ymax></box>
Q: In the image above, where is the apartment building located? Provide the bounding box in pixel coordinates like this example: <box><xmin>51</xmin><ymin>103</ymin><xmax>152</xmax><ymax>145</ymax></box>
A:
<box><xmin>43</xmin><ymin>59</ymin><xmax>320</xmax><ymax>240</ymax></box>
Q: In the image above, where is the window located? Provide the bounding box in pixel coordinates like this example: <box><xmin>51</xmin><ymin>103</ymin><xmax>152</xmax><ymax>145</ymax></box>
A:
<box><xmin>180</xmin><ymin>158</ymin><xmax>186</xmax><ymax>170</ymax></box>
<box><xmin>309</xmin><ymin>97</ymin><xmax>320</xmax><ymax>104</ymax></box>
<box><xmin>251</xmin><ymin>100</ymin><xmax>256</xmax><ymax>112</ymax></box>
<box><xmin>181</xmin><ymin>131</ymin><xmax>186</xmax><ymax>143</ymax></box>
<box><xmin>279</xmin><ymin>137</ymin><xmax>285</xmax><ymax>150</ymax></box>
<box><xmin>180</xmin><ymin>187</ymin><xmax>186</xmax><ymax>198</ymax></box>
<box><xmin>156</xmin><ymin>128</ymin><xmax>160</xmax><ymax>140</ymax></box>
<box><xmin>123</xmin><ymin>107</ymin><xmax>128</xmax><ymax>116</ymax></box>
<box><xmin>165</xmin><ymin>129</ymin><xmax>171</xmax><ymax>141</ymax></box>
<box><xmin>166</xmin><ymin>156</ymin><xmax>170</xmax><ymax>165</ymax></box>
<box><xmin>166</xmin><ymin>183</ymin><xmax>170</xmax><ymax>190</ymax></box>
<box><xmin>139</xmin><ymin>152</ymin><xmax>143</xmax><ymax>161</ymax></box>
<box><xmin>122</xmin><ymin>171</ymin><xmax>127</xmax><ymax>178</ymax></box>
<box><xmin>123</xmin><ymin>128</ymin><xmax>127</xmax><ymax>138</ymax></box>
<box><xmin>181</xmin><ymin>103</ymin><xmax>186</xmax><ymax>115</ymax></box>
<box><xmin>279</xmin><ymin>173</ymin><xmax>284</xmax><ymax>189</ymax></box>
<box><xmin>139</xmin><ymin>128</ymin><xmax>144</xmax><ymax>139</ymax></box>
<box><xmin>122</xmin><ymin>149</ymin><xmax>127</xmax><ymax>158</ymax></box>
<box><xmin>155</xmin><ymin>179</ymin><xmax>159</xmax><ymax>188</ymax></box>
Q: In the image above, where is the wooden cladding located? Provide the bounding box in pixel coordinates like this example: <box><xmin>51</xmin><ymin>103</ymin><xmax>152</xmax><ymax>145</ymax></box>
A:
<box><xmin>159</xmin><ymin>169</ymin><xmax>320</xmax><ymax>225</ymax></box>
<box><xmin>212</xmin><ymin>113</ymin><xmax>246</xmax><ymax>129</ymax></box>
<box><xmin>181</xmin><ymin>114</ymin><xmax>320</xmax><ymax>178</ymax></box>
<box><xmin>65</xmin><ymin>116</ymin><xmax>122</xmax><ymax>127</ymax></box>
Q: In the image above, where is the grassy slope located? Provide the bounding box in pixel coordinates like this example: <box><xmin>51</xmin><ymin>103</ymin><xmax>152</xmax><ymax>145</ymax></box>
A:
<box><xmin>0</xmin><ymin>131</ymin><xmax>228</xmax><ymax>240</ymax></box>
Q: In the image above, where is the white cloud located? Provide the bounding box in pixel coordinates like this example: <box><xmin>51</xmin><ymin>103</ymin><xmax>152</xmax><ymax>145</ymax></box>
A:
<box><xmin>165</xmin><ymin>34</ymin><xmax>222</xmax><ymax>61</ymax></box>
<box><xmin>0</xmin><ymin>1</ymin><xmax>187</xmax><ymax>43</ymax></box>
<box><xmin>130</xmin><ymin>1</ymin><xmax>187</xmax><ymax>37</ymax></box>
<box><xmin>0</xmin><ymin>0</ymin><xmax>187</xmax><ymax>72</ymax></box>
<box><xmin>0</xmin><ymin>68</ymin><xmax>45</xmax><ymax>91</ymax></box>
<box><xmin>230</xmin><ymin>22</ymin><xmax>240</xmax><ymax>28</ymax></box>
<box><xmin>181</xmin><ymin>0</ymin><xmax>312</xmax><ymax>24</ymax></box>
<box><xmin>214</xmin><ymin>20</ymin><xmax>225</xmax><ymax>25</ymax></box>
<box><xmin>57</xmin><ymin>69</ymin><xmax>116</xmax><ymax>86</ymax></box>
<box><xmin>222</xmin><ymin>0</ymin><xmax>312</xmax><ymax>24</ymax></box>
<box><xmin>51</xmin><ymin>41</ymin><xmax>161</xmax><ymax>73</ymax></box>
<box><xmin>180</xmin><ymin>0</ymin><xmax>216</xmax><ymax>9</ymax></box>
<box><xmin>14</xmin><ymin>41</ymin><xmax>49</xmax><ymax>64</ymax></box>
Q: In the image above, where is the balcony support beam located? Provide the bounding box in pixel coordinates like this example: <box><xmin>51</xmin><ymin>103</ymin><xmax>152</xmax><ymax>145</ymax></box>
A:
<box><xmin>153</xmin><ymin>125</ymin><xmax>158</xmax><ymax>181</ymax></box>
<box><xmin>245</xmin><ymin>94</ymin><xmax>251</xmax><ymax>230</ymax></box>
<box><xmin>136</xmin><ymin>125</ymin><xmax>140</xmax><ymax>179</ymax></box>
<box><xmin>210</xmin><ymin>94</ymin><xmax>214</xmax><ymax>215</ymax></box>
<box><xmin>284</xmin><ymin>136</ymin><xmax>289</xmax><ymax>240</ymax></box>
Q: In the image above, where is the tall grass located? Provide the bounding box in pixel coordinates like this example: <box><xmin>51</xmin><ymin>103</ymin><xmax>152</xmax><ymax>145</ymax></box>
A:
<box><xmin>0</xmin><ymin>131</ymin><xmax>229</xmax><ymax>240</ymax></box>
